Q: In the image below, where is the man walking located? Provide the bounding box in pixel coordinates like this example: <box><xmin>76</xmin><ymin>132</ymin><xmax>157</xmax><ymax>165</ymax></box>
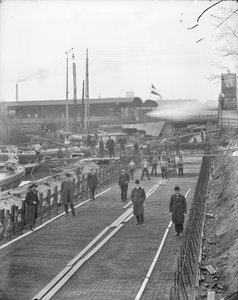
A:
<box><xmin>106</xmin><ymin>136</ymin><xmax>115</xmax><ymax>158</ymax></box>
<box><xmin>25</xmin><ymin>183</ymin><xmax>39</xmax><ymax>231</ymax></box>
<box><xmin>61</xmin><ymin>173</ymin><xmax>77</xmax><ymax>216</ymax></box>
<box><xmin>128</xmin><ymin>159</ymin><xmax>136</xmax><ymax>180</ymax></box>
<box><xmin>87</xmin><ymin>168</ymin><xmax>99</xmax><ymax>201</ymax></box>
<box><xmin>141</xmin><ymin>158</ymin><xmax>150</xmax><ymax>181</ymax></box>
<box><xmin>118</xmin><ymin>168</ymin><xmax>130</xmax><ymax>202</ymax></box>
<box><xmin>131</xmin><ymin>180</ymin><xmax>146</xmax><ymax>226</ymax></box>
<box><xmin>169</xmin><ymin>186</ymin><xmax>187</xmax><ymax>236</ymax></box>
<box><xmin>99</xmin><ymin>137</ymin><xmax>104</xmax><ymax>158</ymax></box>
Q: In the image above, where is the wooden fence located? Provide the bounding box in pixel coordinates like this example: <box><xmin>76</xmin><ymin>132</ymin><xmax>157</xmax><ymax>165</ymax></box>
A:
<box><xmin>0</xmin><ymin>155</ymin><xmax>141</xmax><ymax>242</ymax></box>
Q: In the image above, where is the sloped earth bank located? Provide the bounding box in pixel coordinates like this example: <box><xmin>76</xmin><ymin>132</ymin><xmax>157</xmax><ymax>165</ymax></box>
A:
<box><xmin>198</xmin><ymin>155</ymin><xmax>238</xmax><ymax>300</ymax></box>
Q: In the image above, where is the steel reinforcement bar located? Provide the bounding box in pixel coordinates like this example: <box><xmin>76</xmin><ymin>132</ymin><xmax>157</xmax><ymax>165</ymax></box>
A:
<box><xmin>170</xmin><ymin>155</ymin><xmax>211</xmax><ymax>300</ymax></box>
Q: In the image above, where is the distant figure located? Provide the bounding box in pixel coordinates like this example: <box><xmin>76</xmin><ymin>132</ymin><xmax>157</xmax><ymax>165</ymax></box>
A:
<box><xmin>57</xmin><ymin>147</ymin><xmax>64</xmax><ymax>159</ymax></box>
<box><xmin>200</xmin><ymin>129</ymin><xmax>206</xmax><ymax>143</ymax></box>
<box><xmin>88</xmin><ymin>136</ymin><xmax>97</xmax><ymax>156</ymax></box>
<box><xmin>141</xmin><ymin>158</ymin><xmax>150</xmax><ymax>181</ymax></box>
<box><xmin>87</xmin><ymin>168</ymin><xmax>99</xmax><ymax>201</ymax></box>
<box><xmin>161</xmin><ymin>148</ymin><xmax>166</xmax><ymax>160</ymax></box>
<box><xmin>175</xmin><ymin>135</ymin><xmax>181</xmax><ymax>155</ymax></box>
<box><xmin>133</xmin><ymin>138</ymin><xmax>139</xmax><ymax>155</ymax></box>
<box><xmin>99</xmin><ymin>137</ymin><xmax>104</xmax><ymax>158</ymax></box>
<box><xmin>169</xmin><ymin>186</ymin><xmax>187</xmax><ymax>237</ymax></box>
<box><xmin>64</xmin><ymin>146</ymin><xmax>70</xmax><ymax>158</ymax></box>
<box><xmin>25</xmin><ymin>183</ymin><xmax>39</xmax><ymax>231</ymax></box>
<box><xmin>177</xmin><ymin>156</ymin><xmax>184</xmax><ymax>176</ymax></box>
<box><xmin>106</xmin><ymin>136</ymin><xmax>115</xmax><ymax>158</ymax></box>
<box><xmin>118</xmin><ymin>136</ymin><xmax>127</xmax><ymax>156</ymax></box>
<box><xmin>131</xmin><ymin>180</ymin><xmax>146</xmax><ymax>226</ymax></box>
<box><xmin>160</xmin><ymin>158</ymin><xmax>168</xmax><ymax>180</ymax></box>
<box><xmin>193</xmin><ymin>136</ymin><xmax>198</xmax><ymax>144</ymax></box>
<box><xmin>61</xmin><ymin>173</ymin><xmax>77</xmax><ymax>216</ymax></box>
<box><xmin>151</xmin><ymin>155</ymin><xmax>159</xmax><ymax>176</ymax></box>
<box><xmin>128</xmin><ymin>159</ymin><xmax>136</xmax><ymax>180</ymax></box>
<box><xmin>35</xmin><ymin>142</ymin><xmax>42</xmax><ymax>162</ymax></box>
<box><xmin>118</xmin><ymin>168</ymin><xmax>130</xmax><ymax>202</ymax></box>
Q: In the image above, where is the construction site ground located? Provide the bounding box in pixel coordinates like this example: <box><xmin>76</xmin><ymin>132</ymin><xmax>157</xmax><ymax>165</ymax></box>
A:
<box><xmin>0</xmin><ymin>156</ymin><xmax>202</xmax><ymax>300</ymax></box>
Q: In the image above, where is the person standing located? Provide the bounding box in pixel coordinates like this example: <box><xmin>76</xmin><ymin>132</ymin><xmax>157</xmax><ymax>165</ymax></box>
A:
<box><xmin>61</xmin><ymin>173</ymin><xmax>77</xmax><ymax>216</ymax></box>
<box><xmin>133</xmin><ymin>138</ymin><xmax>139</xmax><ymax>155</ymax></box>
<box><xmin>118</xmin><ymin>136</ymin><xmax>127</xmax><ymax>156</ymax></box>
<box><xmin>106</xmin><ymin>136</ymin><xmax>115</xmax><ymax>158</ymax></box>
<box><xmin>141</xmin><ymin>158</ymin><xmax>150</xmax><ymax>181</ymax></box>
<box><xmin>118</xmin><ymin>168</ymin><xmax>130</xmax><ymax>202</ymax></box>
<box><xmin>128</xmin><ymin>159</ymin><xmax>136</xmax><ymax>180</ymax></box>
<box><xmin>131</xmin><ymin>180</ymin><xmax>146</xmax><ymax>226</ymax></box>
<box><xmin>35</xmin><ymin>142</ymin><xmax>42</xmax><ymax>162</ymax></box>
<box><xmin>87</xmin><ymin>168</ymin><xmax>99</xmax><ymax>201</ymax></box>
<box><xmin>57</xmin><ymin>147</ymin><xmax>64</xmax><ymax>159</ymax></box>
<box><xmin>88</xmin><ymin>136</ymin><xmax>97</xmax><ymax>156</ymax></box>
<box><xmin>160</xmin><ymin>158</ymin><xmax>168</xmax><ymax>180</ymax></box>
<box><xmin>99</xmin><ymin>137</ymin><xmax>104</xmax><ymax>158</ymax></box>
<box><xmin>64</xmin><ymin>146</ymin><xmax>70</xmax><ymax>158</ymax></box>
<box><xmin>169</xmin><ymin>186</ymin><xmax>187</xmax><ymax>236</ymax></box>
<box><xmin>25</xmin><ymin>183</ymin><xmax>39</xmax><ymax>231</ymax></box>
<box><xmin>151</xmin><ymin>155</ymin><xmax>159</xmax><ymax>176</ymax></box>
<box><xmin>177</xmin><ymin>156</ymin><xmax>184</xmax><ymax>176</ymax></box>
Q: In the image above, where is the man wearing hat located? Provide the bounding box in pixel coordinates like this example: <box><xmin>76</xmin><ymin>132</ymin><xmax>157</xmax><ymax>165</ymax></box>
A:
<box><xmin>25</xmin><ymin>183</ymin><xmax>39</xmax><ymax>231</ymax></box>
<box><xmin>169</xmin><ymin>186</ymin><xmax>187</xmax><ymax>236</ymax></box>
<box><xmin>131</xmin><ymin>180</ymin><xmax>146</xmax><ymax>226</ymax></box>
<box><xmin>87</xmin><ymin>168</ymin><xmax>99</xmax><ymax>201</ymax></box>
<box><xmin>128</xmin><ymin>159</ymin><xmax>136</xmax><ymax>180</ymax></box>
<box><xmin>118</xmin><ymin>168</ymin><xmax>130</xmax><ymax>202</ymax></box>
<box><xmin>57</xmin><ymin>146</ymin><xmax>64</xmax><ymax>159</ymax></box>
<box><xmin>61</xmin><ymin>173</ymin><xmax>77</xmax><ymax>216</ymax></box>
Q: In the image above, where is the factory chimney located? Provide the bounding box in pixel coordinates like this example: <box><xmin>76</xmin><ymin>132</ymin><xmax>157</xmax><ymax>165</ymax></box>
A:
<box><xmin>16</xmin><ymin>83</ymin><xmax>19</xmax><ymax>102</ymax></box>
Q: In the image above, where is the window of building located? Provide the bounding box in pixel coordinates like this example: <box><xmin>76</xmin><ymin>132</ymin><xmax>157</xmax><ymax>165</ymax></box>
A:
<box><xmin>27</xmin><ymin>114</ymin><xmax>31</xmax><ymax>118</ymax></box>
<box><xmin>35</xmin><ymin>114</ymin><xmax>38</xmax><ymax>118</ymax></box>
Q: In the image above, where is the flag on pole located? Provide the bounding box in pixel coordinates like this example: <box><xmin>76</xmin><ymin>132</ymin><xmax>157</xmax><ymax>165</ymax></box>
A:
<box><xmin>151</xmin><ymin>84</ymin><xmax>162</xmax><ymax>99</ymax></box>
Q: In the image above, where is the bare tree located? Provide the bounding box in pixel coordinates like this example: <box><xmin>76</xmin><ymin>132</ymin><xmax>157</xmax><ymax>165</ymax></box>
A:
<box><xmin>207</xmin><ymin>5</ymin><xmax>238</xmax><ymax>82</ymax></box>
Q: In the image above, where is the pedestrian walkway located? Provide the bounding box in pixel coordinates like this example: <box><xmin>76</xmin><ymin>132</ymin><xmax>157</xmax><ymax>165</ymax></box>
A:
<box><xmin>0</xmin><ymin>156</ymin><xmax>202</xmax><ymax>300</ymax></box>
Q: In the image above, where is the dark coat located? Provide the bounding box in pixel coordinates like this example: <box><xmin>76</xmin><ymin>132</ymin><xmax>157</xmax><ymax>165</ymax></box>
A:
<box><xmin>99</xmin><ymin>140</ymin><xmax>104</xmax><ymax>150</ymax></box>
<box><xmin>87</xmin><ymin>173</ymin><xmax>98</xmax><ymax>189</ymax></box>
<box><xmin>25</xmin><ymin>190</ymin><xmax>39</xmax><ymax>221</ymax></box>
<box><xmin>61</xmin><ymin>180</ymin><xmax>75</xmax><ymax>205</ymax></box>
<box><xmin>118</xmin><ymin>173</ymin><xmax>130</xmax><ymax>187</ymax></box>
<box><xmin>131</xmin><ymin>187</ymin><xmax>146</xmax><ymax>215</ymax></box>
<box><xmin>118</xmin><ymin>138</ymin><xmax>127</xmax><ymax>145</ymax></box>
<box><xmin>106</xmin><ymin>138</ymin><xmax>115</xmax><ymax>149</ymax></box>
<box><xmin>169</xmin><ymin>193</ymin><xmax>187</xmax><ymax>224</ymax></box>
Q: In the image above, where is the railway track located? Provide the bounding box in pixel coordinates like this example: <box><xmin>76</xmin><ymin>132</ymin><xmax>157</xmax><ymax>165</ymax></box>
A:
<box><xmin>32</xmin><ymin>179</ymin><xmax>172</xmax><ymax>300</ymax></box>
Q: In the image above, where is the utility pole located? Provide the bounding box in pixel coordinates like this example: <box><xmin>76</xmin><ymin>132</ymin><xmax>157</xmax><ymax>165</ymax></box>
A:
<box><xmin>82</xmin><ymin>80</ymin><xmax>85</xmax><ymax>129</ymax></box>
<box><xmin>65</xmin><ymin>48</ymin><xmax>74</xmax><ymax>132</ymax></box>
<box><xmin>72</xmin><ymin>54</ymin><xmax>77</xmax><ymax>124</ymax></box>
<box><xmin>85</xmin><ymin>48</ymin><xmax>89</xmax><ymax>130</ymax></box>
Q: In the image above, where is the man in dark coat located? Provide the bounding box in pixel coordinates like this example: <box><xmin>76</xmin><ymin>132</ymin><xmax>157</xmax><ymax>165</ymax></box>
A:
<box><xmin>118</xmin><ymin>137</ymin><xmax>127</xmax><ymax>156</ymax></box>
<box><xmin>118</xmin><ymin>168</ymin><xmax>130</xmax><ymax>202</ymax></box>
<box><xmin>87</xmin><ymin>168</ymin><xmax>99</xmax><ymax>200</ymax></box>
<box><xmin>61</xmin><ymin>173</ymin><xmax>77</xmax><ymax>216</ymax></box>
<box><xmin>131</xmin><ymin>180</ymin><xmax>146</xmax><ymax>226</ymax></box>
<box><xmin>169</xmin><ymin>186</ymin><xmax>187</xmax><ymax>236</ymax></box>
<box><xmin>99</xmin><ymin>137</ymin><xmax>104</xmax><ymax>158</ymax></box>
<box><xmin>106</xmin><ymin>136</ymin><xmax>115</xmax><ymax>158</ymax></box>
<box><xmin>175</xmin><ymin>135</ymin><xmax>181</xmax><ymax>155</ymax></box>
<box><xmin>57</xmin><ymin>147</ymin><xmax>64</xmax><ymax>159</ymax></box>
<box><xmin>25</xmin><ymin>183</ymin><xmax>39</xmax><ymax>231</ymax></box>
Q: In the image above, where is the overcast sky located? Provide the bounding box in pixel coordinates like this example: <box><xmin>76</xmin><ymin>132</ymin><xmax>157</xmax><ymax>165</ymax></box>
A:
<box><xmin>0</xmin><ymin>0</ymin><xmax>236</xmax><ymax>103</ymax></box>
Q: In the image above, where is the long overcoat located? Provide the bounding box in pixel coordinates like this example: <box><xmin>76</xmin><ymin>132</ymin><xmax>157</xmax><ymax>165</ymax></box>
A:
<box><xmin>25</xmin><ymin>190</ymin><xmax>39</xmax><ymax>222</ymax></box>
<box><xmin>169</xmin><ymin>193</ymin><xmax>187</xmax><ymax>224</ymax></box>
<box><xmin>131</xmin><ymin>187</ymin><xmax>146</xmax><ymax>215</ymax></box>
<box><xmin>87</xmin><ymin>173</ymin><xmax>98</xmax><ymax>189</ymax></box>
<box><xmin>61</xmin><ymin>180</ymin><xmax>75</xmax><ymax>205</ymax></box>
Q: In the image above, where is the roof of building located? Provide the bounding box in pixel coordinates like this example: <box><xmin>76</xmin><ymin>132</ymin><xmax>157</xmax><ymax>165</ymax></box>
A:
<box><xmin>122</xmin><ymin>121</ymin><xmax>166</xmax><ymax>136</ymax></box>
<box><xmin>4</xmin><ymin>97</ymin><xmax>158</xmax><ymax>108</ymax></box>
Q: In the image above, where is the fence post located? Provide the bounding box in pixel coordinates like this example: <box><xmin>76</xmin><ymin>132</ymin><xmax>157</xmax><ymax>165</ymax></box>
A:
<box><xmin>47</xmin><ymin>189</ymin><xmax>51</xmax><ymax>219</ymax></box>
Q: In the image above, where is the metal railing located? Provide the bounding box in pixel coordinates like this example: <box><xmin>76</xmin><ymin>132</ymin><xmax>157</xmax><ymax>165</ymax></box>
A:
<box><xmin>0</xmin><ymin>154</ymin><xmax>141</xmax><ymax>242</ymax></box>
<box><xmin>170</xmin><ymin>155</ymin><xmax>211</xmax><ymax>300</ymax></box>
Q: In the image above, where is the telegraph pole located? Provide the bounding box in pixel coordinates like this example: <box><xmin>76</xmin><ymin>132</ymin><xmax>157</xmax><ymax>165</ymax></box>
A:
<box><xmin>65</xmin><ymin>48</ymin><xmax>74</xmax><ymax>132</ymax></box>
<box><xmin>85</xmin><ymin>48</ymin><xmax>89</xmax><ymax>130</ymax></box>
